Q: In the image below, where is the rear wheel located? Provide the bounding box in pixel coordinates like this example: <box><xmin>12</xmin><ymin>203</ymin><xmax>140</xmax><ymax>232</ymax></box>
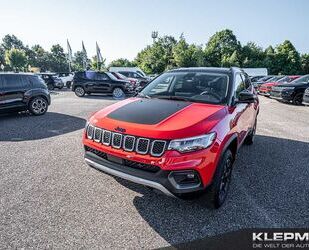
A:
<box><xmin>206</xmin><ymin>150</ymin><xmax>234</xmax><ymax>209</ymax></box>
<box><xmin>292</xmin><ymin>93</ymin><xmax>303</xmax><ymax>105</ymax></box>
<box><xmin>66</xmin><ymin>81</ymin><xmax>72</xmax><ymax>88</ymax></box>
<box><xmin>113</xmin><ymin>87</ymin><xmax>125</xmax><ymax>99</ymax></box>
<box><xmin>74</xmin><ymin>86</ymin><xmax>85</xmax><ymax>97</ymax></box>
<box><xmin>29</xmin><ymin>97</ymin><xmax>48</xmax><ymax>116</ymax></box>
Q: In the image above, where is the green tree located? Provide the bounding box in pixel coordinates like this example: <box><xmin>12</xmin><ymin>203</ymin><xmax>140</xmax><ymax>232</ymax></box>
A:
<box><xmin>108</xmin><ymin>58</ymin><xmax>135</xmax><ymax>68</ymax></box>
<box><xmin>300</xmin><ymin>54</ymin><xmax>309</xmax><ymax>74</ymax></box>
<box><xmin>263</xmin><ymin>46</ymin><xmax>276</xmax><ymax>74</ymax></box>
<box><xmin>49</xmin><ymin>44</ymin><xmax>68</xmax><ymax>72</ymax></box>
<box><xmin>5</xmin><ymin>48</ymin><xmax>27</xmax><ymax>71</ymax></box>
<box><xmin>72</xmin><ymin>51</ymin><xmax>90</xmax><ymax>71</ymax></box>
<box><xmin>91</xmin><ymin>55</ymin><xmax>106</xmax><ymax>71</ymax></box>
<box><xmin>172</xmin><ymin>36</ymin><xmax>206</xmax><ymax>67</ymax></box>
<box><xmin>2</xmin><ymin>34</ymin><xmax>24</xmax><ymax>50</ymax></box>
<box><xmin>273</xmin><ymin>40</ymin><xmax>301</xmax><ymax>75</ymax></box>
<box><xmin>205</xmin><ymin>29</ymin><xmax>241</xmax><ymax>67</ymax></box>
<box><xmin>241</xmin><ymin>42</ymin><xmax>265</xmax><ymax>68</ymax></box>
<box><xmin>222</xmin><ymin>50</ymin><xmax>241</xmax><ymax>67</ymax></box>
<box><xmin>135</xmin><ymin>35</ymin><xmax>177</xmax><ymax>74</ymax></box>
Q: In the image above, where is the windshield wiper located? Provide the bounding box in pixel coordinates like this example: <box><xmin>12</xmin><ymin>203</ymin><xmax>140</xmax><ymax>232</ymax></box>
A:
<box><xmin>137</xmin><ymin>93</ymin><xmax>151</xmax><ymax>99</ymax></box>
<box><xmin>154</xmin><ymin>96</ymin><xmax>192</xmax><ymax>102</ymax></box>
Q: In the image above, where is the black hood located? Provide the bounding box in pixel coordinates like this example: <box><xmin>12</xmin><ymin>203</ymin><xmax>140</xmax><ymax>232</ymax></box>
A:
<box><xmin>107</xmin><ymin>98</ymin><xmax>191</xmax><ymax>125</ymax></box>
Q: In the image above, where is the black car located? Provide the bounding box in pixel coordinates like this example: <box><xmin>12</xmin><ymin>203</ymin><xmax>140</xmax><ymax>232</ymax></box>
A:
<box><xmin>117</xmin><ymin>71</ymin><xmax>150</xmax><ymax>87</ymax></box>
<box><xmin>0</xmin><ymin>73</ymin><xmax>51</xmax><ymax>115</ymax></box>
<box><xmin>72</xmin><ymin>71</ymin><xmax>134</xmax><ymax>98</ymax></box>
<box><xmin>270</xmin><ymin>75</ymin><xmax>309</xmax><ymax>105</ymax></box>
<box><xmin>37</xmin><ymin>73</ymin><xmax>64</xmax><ymax>90</ymax></box>
<box><xmin>302</xmin><ymin>87</ymin><xmax>309</xmax><ymax>106</ymax></box>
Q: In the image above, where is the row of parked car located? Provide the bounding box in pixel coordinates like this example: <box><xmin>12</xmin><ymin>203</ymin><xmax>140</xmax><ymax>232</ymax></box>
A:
<box><xmin>34</xmin><ymin>67</ymin><xmax>151</xmax><ymax>98</ymax></box>
<box><xmin>251</xmin><ymin>75</ymin><xmax>309</xmax><ymax>105</ymax></box>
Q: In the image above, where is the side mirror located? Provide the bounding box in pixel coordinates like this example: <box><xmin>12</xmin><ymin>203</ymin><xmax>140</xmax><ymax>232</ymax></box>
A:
<box><xmin>236</xmin><ymin>90</ymin><xmax>256</xmax><ymax>104</ymax></box>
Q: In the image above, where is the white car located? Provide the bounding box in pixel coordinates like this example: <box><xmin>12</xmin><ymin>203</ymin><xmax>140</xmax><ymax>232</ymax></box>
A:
<box><xmin>57</xmin><ymin>72</ymin><xmax>74</xmax><ymax>88</ymax></box>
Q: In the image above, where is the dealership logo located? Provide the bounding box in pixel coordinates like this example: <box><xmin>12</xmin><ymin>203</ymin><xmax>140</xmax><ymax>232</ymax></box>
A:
<box><xmin>252</xmin><ymin>232</ymin><xmax>309</xmax><ymax>249</ymax></box>
<box><xmin>115</xmin><ymin>126</ymin><xmax>126</xmax><ymax>133</ymax></box>
<box><xmin>253</xmin><ymin>232</ymin><xmax>309</xmax><ymax>241</ymax></box>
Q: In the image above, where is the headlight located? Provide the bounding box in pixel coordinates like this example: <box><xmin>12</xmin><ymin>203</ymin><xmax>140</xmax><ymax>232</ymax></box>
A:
<box><xmin>283</xmin><ymin>87</ymin><xmax>295</xmax><ymax>91</ymax></box>
<box><xmin>168</xmin><ymin>132</ymin><xmax>216</xmax><ymax>153</ymax></box>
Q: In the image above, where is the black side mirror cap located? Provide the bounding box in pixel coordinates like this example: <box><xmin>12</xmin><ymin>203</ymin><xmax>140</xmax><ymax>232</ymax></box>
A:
<box><xmin>236</xmin><ymin>90</ymin><xmax>256</xmax><ymax>104</ymax></box>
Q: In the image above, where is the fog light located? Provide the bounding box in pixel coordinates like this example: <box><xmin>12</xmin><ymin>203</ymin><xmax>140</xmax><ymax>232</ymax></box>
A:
<box><xmin>168</xmin><ymin>170</ymin><xmax>201</xmax><ymax>189</ymax></box>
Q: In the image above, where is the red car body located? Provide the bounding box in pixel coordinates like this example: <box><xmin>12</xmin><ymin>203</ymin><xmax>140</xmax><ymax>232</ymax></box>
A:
<box><xmin>83</xmin><ymin>67</ymin><xmax>259</xmax><ymax>208</ymax></box>
<box><xmin>259</xmin><ymin>76</ymin><xmax>300</xmax><ymax>96</ymax></box>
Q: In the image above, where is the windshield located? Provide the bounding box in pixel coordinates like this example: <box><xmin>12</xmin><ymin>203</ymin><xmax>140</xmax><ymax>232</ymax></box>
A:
<box><xmin>290</xmin><ymin>75</ymin><xmax>309</xmax><ymax>85</ymax></box>
<box><xmin>140</xmin><ymin>71</ymin><xmax>229</xmax><ymax>104</ymax></box>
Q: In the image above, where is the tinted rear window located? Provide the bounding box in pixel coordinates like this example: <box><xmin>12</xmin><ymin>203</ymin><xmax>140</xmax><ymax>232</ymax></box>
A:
<box><xmin>2</xmin><ymin>75</ymin><xmax>28</xmax><ymax>88</ymax></box>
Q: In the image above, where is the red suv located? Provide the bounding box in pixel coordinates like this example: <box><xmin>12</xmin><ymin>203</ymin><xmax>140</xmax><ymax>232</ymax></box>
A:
<box><xmin>83</xmin><ymin>67</ymin><xmax>259</xmax><ymax>208</ymax></box>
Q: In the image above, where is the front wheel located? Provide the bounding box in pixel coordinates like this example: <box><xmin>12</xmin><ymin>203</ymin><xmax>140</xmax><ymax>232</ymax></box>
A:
<box><xmin>292</xmin><ymin>93</ymin><xmax>303</xmax><ymax>105</ymax></box>
<box><xmin>113</xmin><ymin>88</ymin><xmax>125</xmax><ymax>99</ymax></box>
<box><xmin>29</xmin><ymin>97</ymin><xmax>48</xmax><ymax>116</ymax></box>
<box><xmin>206</xmin><ymin>150</ymin><xmax>234</xmax><ymax>209</ymax></box>
<box><xmin>74</xmin><ymin>86</ymin><xmax>85</xmax><ymax>97</ymax></box>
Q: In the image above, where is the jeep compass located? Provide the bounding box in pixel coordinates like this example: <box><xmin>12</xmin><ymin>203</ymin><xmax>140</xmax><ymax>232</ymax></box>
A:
<box><xmin>83</xmin><ymin>67</ymin><xmax>259</xmax><ymax>208</ymax></box>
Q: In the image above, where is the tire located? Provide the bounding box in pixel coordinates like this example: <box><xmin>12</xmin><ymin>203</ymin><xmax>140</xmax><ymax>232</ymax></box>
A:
<box><xmin>112</xmin><ymin>87</ymin><xmax>125</xmax><ymax>99</ymax></box>
<box><xmin>292</xmin><ymin>93</ymin><xmax>303</xmax><ymax>105</ymax></box>
<box><xmin>47</xmin><ymin>83</ymin><xmax>54</xmax><ymax>91</ymax></box>
<box><xmin>28</xmin><ymin>96</ymin><xmax>48</xmax><ymax>116</ymax></box>
<box><xmin>66</xmin><ymin>81</ymin><xmax>72</xmax><ymax>89</ymax></box>
<box><xmin>245</xmin><ymin>119</ymin><xmax>257</xmax><ymax>145</ymax></box>
<box><xmin>205</xmin><ymin>150</ymin><xmax>234</xmax><ymax>209</ymax></box>
<box><xmin>74</xmin><ymin>86</ymin><xmax>85</xmax><ymax>97</ymax></box>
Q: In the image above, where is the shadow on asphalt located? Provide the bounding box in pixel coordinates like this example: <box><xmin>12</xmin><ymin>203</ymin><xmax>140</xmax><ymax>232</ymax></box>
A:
<box><xmin>0</xmin><ymin>112</ymin><xmax>86</xmax><ymax>141</ymax></box>
<box><xmin>114</xmin><ymin>135</ymin><xmax>309</xmax><ymax>246</ymax></box>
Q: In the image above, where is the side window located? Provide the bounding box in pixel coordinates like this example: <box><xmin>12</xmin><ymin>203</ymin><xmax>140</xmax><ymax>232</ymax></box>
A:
<box><xmin>241</xmin><ymin>73</ymin><xmax>252</xmax><ymax>90</ymax></box>
<box><xmin>0</xmin><ymin>76</ymin><xmax>3</xmax><ymax>90</ymax></box>
<box><xmin>234</xmin><ymin>74</ymin><xmax>246</xmax><ymax>98</ymax></box>
<box><xmin>2</xmin><ymin>75</ymin><xmax>27</xmax><ymax>88</ymax></box>
<box><xmin>95</xmin><ymin>73</ymin><xmax>109</xmax><ymax>81</ymax></box>
<box><xmin>119</xmin><ymin>71</ymin><xmax>129</xmax><ymax>77</ymax></box>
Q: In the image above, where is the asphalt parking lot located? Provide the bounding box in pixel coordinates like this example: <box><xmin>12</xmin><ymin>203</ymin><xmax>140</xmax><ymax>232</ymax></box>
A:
<box><xmin>0</xmin><ymin>91</ymin><xmax>309</xmax><ymax>249</ymax></box>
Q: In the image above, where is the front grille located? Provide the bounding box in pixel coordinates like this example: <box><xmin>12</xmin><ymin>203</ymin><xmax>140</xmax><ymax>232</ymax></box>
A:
<box><xmin>103</xmin><ymin>130</ymin><xmax>111</xmax><ymax>145</ymax></box>
<box><xmin>124</xmin><ymin>136</ymin><xmax>135</xmax><ymax>151</ymax></box>
<box><xmin>112</xmin><ymin>133</ymin><xmax>122</xmax><ymax>148</ymax></box>
<box><xmin>85</xmin><ymin>146</ymin><xmax>160</xmax><ymax>173</ymax></box>
<box><xmin>151</xmin><ymin>140</ymin><xmax>166</xmax><ymax>156</ymax></box>
<box><xmin>86</xmin><ymin>125</ymin><xmax>167</xmax><ymax>157</ymax></box>
<box><xmin>136</xmin><ymin>138</ymin><xmax>150</xmax><ymax>154</ymax></box>
<box><xmin>94</xmin><ymin>128</ymin><xmax>102</xmax><ymax>142</ymax></box>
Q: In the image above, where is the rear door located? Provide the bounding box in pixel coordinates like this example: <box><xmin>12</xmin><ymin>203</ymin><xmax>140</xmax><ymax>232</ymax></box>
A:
<box><xmin>92</xmin><ymin>72</ymin><xmax>112</xmax><ymax>93</ymax></box>
<box><xmin>1</xmin><ymin>74</ymin><xmax>29</xmax><ymax>108</ymax></box>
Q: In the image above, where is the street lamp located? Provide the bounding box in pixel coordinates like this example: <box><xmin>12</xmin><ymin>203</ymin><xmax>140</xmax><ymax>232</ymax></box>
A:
<box><xmin>151</xmin><ymin>31</ymin><xmax>158</xmax><ymax>43</ymax></box>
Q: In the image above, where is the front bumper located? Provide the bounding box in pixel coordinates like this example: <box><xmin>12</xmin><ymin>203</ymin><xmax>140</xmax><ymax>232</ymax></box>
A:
<box><xmin>84</xmin><ymin>148</ymin><xmax>205</xmax><ymax>196</ymax></box>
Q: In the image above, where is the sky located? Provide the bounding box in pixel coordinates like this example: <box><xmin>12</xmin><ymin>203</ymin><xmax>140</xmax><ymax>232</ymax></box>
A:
<box><xmin>0</xmin><ymin>0</ymin><xmax>308</xmax><ymax>63</ymax></box>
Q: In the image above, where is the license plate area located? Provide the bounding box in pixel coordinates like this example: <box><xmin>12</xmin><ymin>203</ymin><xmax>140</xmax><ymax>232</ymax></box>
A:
<box><xmin>107</xmin><ymin>154</ymin><xmax>124</xmax><ymax>165</ymax></box>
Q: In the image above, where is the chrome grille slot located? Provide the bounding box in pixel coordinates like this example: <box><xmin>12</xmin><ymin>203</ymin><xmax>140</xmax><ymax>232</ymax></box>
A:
<box><xmin>112</xmin><ymin>133</ymin><xmax>122</xmax><ymax>149</ymax></box>
<box><xmin>123</xmin><ymin>135</ymin><xmax>135</xmax><ymax>151</ymax></box>
<box><xmin>136</xmin><ymin>138</ymin><xmax>150</xmax><ymax>154</ymax></box>
<box><xmin>151</xmin><ymin>140</ymin><xmax>166</xmax><ymax>157</ymax></box>
<box><xmin>102</xmin><ymin>130</ymin><xmax>111</xmax><ymax>145</ymax></box>
<box><xmin>93</xmin><ymin>128</ymin><xmax>102</xmax><ymax>142</ymax></box>
<box><xmin>86</xmin><ymin>125</ymin><xmax>94</xmax><ymax>139</ymax></box>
